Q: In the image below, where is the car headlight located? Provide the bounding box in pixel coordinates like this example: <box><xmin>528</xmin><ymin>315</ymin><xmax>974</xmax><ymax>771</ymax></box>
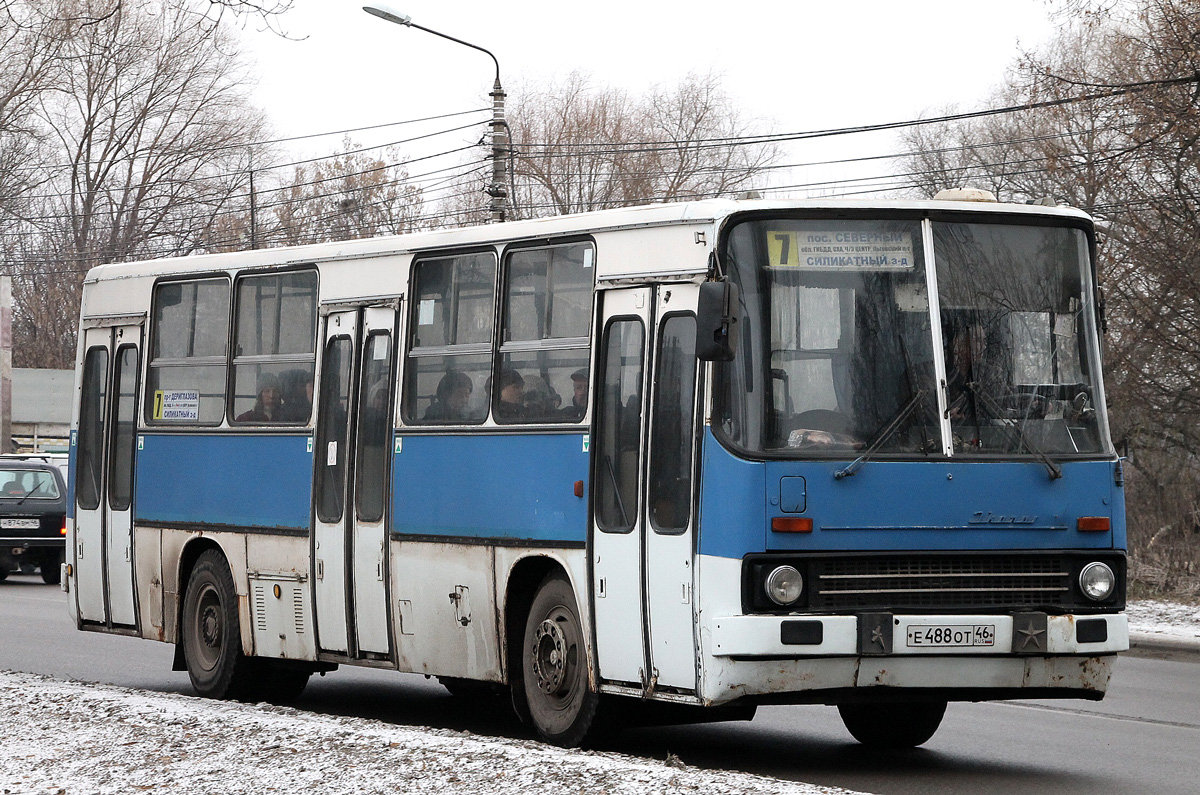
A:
<box><xmin>765</xmin><ymin>565</ymin><xmax>804</xmax><ymax>606</ymax></box>
<box><xmin>1079</xmin><ymin>561</ymin><xmax>1116</xmax><ymax>601</ymax></box>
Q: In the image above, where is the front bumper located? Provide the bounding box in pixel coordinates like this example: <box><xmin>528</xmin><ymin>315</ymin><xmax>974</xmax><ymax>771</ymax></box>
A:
<box><xmin>710</xmin><ymin>611</ymin><xmax>1128</xmax><ymax>657</ymax></box>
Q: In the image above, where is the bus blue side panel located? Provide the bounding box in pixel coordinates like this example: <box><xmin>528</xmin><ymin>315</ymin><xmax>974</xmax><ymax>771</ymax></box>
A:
<box><xmin>699</xmin><ymin>429</ymin><xmax>1126</xmax><ymax>559</ymax></box>
<box><xmin>135</xmin><ymin>434</ymin><xmax>313</xmax><ymax>531</ymax></box>
<box><xmin>392</xmin><ymin>433</ymin><xmax>588</xmax><ymax>544</ymax></box>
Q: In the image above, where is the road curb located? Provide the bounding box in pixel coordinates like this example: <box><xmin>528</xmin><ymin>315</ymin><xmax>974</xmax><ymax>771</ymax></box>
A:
<box><xmin>1127</xmin><ymin>631</ymin><xmax>1200</xmax><ymax>658</ymax></box>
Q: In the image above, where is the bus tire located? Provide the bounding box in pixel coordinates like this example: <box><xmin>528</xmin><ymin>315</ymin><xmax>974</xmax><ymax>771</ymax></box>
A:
<box><xmin>521</xmin><ymin>573</ymin><xmax>597</xmax><ymax>747</ymax></box>
<box><xmin>837</xmin><ymin>701</ymin><xmax>947</xmax><ymax>748</ymax></box>
<box><xmin>181</xmin><ymin>549</ymin><xmax>255</xmax><ymax>700</ymax></box>
<box><xmin>257</xmin><ymin>662</ymin><xmax>311</xmax><ymax>704</ymax></box>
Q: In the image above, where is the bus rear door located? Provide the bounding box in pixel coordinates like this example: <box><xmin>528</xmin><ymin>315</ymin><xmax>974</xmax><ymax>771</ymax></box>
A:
<box><xmin>312</xmin><ymin>305</ymin><xmax>397</xmax><ymax>659</ymax></box>
<box><xmin>74</xmin><ymin>322</ymin><xmax>142</xmax><ymax>628</ymax></box>
<box><xmin>592</xmin><ymin>286</ymin><xmax>700</xmax><ymax>693</ymax></box>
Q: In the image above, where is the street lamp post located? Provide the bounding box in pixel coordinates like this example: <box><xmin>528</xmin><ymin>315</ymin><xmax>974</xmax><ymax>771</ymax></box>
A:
<box><xmin>363</xmin><ymin>4</ymin><xmax>508</xmax><ymax>223</ymax></box>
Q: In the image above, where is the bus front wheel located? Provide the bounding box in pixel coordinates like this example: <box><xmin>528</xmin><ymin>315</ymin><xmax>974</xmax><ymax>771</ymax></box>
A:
<box><xmin>181</xmin><ymin>550</ymin><xmax>256</xmax><ymax>700</ymax></box>
<box><xmin>837</xmin><ymin>701</ymin><xmax>947</xmax><ymax>748</ymax></box>
<box><xmin>521</xmin><ymin>573</ymin><xmax>598</xmax><ymax>747</ymax></box>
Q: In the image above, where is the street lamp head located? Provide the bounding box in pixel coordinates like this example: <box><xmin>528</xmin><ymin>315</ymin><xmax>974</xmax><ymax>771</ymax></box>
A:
<box><xmin>362</xmin><ymin>4</ymin><xmax>411</xmax><ymax>26</ymax></box>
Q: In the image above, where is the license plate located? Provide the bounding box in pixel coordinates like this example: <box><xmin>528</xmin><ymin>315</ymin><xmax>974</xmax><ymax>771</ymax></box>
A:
<box><xmin>1</xmin><ymin>518</ymin><xmax>40</xmax><ymax>529</ymax></box>
<box><xmin>906</xmin><ymin>624</ymin><xmax>995</xmax><ymax>648</ymax></box>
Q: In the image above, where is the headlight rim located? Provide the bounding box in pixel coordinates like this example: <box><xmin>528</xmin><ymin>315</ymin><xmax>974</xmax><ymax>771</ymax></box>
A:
<box><xmin>764</xmin><ymin>564</ymin><xmax>804</xmax><ymax>607</ymax></box>
<box><xmin>1078</xmin><ymin>561</ymin><xmax>1117</xmax><ymax>602</ymax></box>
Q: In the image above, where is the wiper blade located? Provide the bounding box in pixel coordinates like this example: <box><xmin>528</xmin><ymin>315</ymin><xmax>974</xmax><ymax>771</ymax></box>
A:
<box><xmin>967</xmin><ymin>383</ymin><xmax>1063</xmax><ymax>480</ymax></box>
<box><xmin>835</xmin><ymin>388</ymin><xmax>928</xmax><ymax>480</ymax></box>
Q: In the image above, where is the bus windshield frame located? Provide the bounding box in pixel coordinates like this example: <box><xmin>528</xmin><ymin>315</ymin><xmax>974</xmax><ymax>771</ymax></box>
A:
<box><xmin>713</xmin><ymin>210</ymin><xmax>1113</xmax><ymax>462</ymax></box>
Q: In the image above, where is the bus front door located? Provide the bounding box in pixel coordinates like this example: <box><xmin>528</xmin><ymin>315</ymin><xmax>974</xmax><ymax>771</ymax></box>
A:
<box><xmin>74</xmin><ymin>323</ymin><xmax>142</xmax><ymax>628</ymax></box>
<box><xmin>312</xmin><ymin>306</ymin><xmax>396</xmax><ymax>659</ymax></box>
<box><xmin>592</xmin><ymin>286</ymin><xmax>700</xmax><ymax>693</ymax></box>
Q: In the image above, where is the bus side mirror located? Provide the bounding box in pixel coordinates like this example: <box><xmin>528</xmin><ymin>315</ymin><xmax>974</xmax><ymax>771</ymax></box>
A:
<box><xmin>696</xmin><ymin>281</ymin><xmax>740</xmax><ymax>362</ymax></box>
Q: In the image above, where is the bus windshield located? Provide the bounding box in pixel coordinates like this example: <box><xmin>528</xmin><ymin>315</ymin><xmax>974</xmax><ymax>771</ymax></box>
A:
<box><xmin>717</xmin><ymin>215</ymin><xmax>1109</xmax><ymax>459</ymax></box>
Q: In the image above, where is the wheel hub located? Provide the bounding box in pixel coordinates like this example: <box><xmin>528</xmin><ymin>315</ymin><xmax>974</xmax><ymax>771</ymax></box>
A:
<box><xmin>201</xmin><ymin>605</ymin><xmax>221</xmax><ymax>648</ymax></box>
<box><xmin>532</xmin><ymin>618</ymin><xmax>568</xmax><ymax>695</ymax></box>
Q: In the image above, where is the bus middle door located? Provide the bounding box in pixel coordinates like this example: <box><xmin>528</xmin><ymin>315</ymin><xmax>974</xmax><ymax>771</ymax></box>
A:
<box><xmin>312</xmin><ymin>306</ymin><xmax>397</xmax><ymax>660</ymax></box>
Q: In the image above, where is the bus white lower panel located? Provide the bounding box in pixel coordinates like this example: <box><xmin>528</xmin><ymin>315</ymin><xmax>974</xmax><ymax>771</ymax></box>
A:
<box><xmin>390</xmin><ymin>540</ymin><xmax>500</xmax><ymax>680</ymax></box>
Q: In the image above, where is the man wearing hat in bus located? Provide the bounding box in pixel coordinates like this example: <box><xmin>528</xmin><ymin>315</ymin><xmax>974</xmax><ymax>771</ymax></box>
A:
<box><xmin>560</xmin><ymin>367</ymin><xmax>589</xmax><ymax>420</ymax></box>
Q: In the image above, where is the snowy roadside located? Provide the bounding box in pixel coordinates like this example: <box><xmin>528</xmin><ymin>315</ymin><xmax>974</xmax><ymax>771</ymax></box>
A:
<box><xmin>0</xmin><ymin>670</ymin><xmax>867</xmax><ymax>795</ymax></box>
<box><xmin>1125</xmin><ymin>598</ymin><xmax>1200</xmax><ymax>650</ymax></box>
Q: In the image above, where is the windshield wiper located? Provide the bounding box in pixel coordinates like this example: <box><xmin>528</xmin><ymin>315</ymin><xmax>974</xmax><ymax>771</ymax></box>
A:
<box><xmin>835</xmin><ymin>388</ymin><xmax>928</xmax><ymax>480</ymax></box>
<box><xmin>967</xmin><ymin>383</ymin><xmax>1063</xmax><ymax>480</ymax></box>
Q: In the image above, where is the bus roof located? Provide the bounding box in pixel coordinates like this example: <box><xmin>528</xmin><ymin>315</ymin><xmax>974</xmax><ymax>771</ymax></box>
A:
<box><xmin>79</xmin><ymin>196</ymin><xmax>1093</xmax><ymax>302</ymax></box>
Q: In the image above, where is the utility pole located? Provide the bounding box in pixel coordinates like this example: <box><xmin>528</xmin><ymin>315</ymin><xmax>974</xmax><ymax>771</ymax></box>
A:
<box><xmin>363</xmin><ymin>5</ymin><xmax>508</xmax><ymax>222</ymax></box>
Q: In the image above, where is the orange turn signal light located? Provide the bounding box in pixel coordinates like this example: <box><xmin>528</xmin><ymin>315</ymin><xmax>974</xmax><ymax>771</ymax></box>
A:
<box><xmin>1077</xmin><ymin>517</ymin><xmax>1111</xmax><ymax>532</ymax></box>
<box><xmin>60</xmin><ymin>524</ymin><xmax>67</xmax><ymax>536</ymax></box>
<box><xmin>772</xmin><ymin>517</ymin><xmax>813</xmax><ymax>533</ymax></box>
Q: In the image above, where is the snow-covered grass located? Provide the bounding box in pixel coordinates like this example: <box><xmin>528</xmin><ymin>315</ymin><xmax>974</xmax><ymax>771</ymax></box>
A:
<box><xmin>0</xmin><ymin>670</ymin><xmax>866</xmax><ymax>795</ymax></box>
<box><xmin>1125</xmin><ymin>598</ymin><xmax>1200</xmax><ymax>645</ymax></box>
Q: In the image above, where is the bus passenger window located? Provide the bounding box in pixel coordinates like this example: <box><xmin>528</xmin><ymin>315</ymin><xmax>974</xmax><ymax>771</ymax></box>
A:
<box><xmin>404</xmin><ymin>252</ymin><xmax>496</xmax><ymax>425</ymax></box>
<box><xmin>146</xmin><ymin>278</ymin><xmax>230</xmax><ymax>425</ymax></box>
<box><xmin>231</xmin><ymin>270</ymin><xmax>318</xmax><ymax>425</ymax></box>
<box><xmin>497</xmin><ymin>241</ymin><xmax>594</xmax><ymax>424</ymax></box>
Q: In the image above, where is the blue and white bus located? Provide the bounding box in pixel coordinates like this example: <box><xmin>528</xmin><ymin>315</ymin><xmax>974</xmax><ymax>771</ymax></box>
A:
<box><xmin>66</xmin><ymin>194</ymin><xmax>1127</xmax><ymax>748</ymax></box>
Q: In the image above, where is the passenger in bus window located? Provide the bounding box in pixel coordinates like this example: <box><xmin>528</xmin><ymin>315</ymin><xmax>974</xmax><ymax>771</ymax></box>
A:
<box><xmin>424</xmin><ymin>371</ymin><xmax>473</xmax><ymax>422</ymax></box>
<box><xmin>522</xmin><ymin>374</ymin><xmax>560</xmax><ymax>420</ymax></box>
<box><xmin>237</xmin><ymin>372</ymin><xmax>285</xmax><ymax>423</ymax></box>
<box><xmin>560</xmin><ymin>368</ymin><xmax>589</xmax><ymax>420</ymax></box>
<box><xmin>281</xmin><ymin>370</ymin><xmax>314</xmax><ymax>422</ymax></box>
<box><xmin>495</xmin><ymin>368</ymin><xmax>526</xmax><ymax>420</ymax></box>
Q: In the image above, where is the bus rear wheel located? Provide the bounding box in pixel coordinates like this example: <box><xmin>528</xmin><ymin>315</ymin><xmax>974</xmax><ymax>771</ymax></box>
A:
<box><xmin>182</xmin><ymin>550</ymin><xmax>256</xmax><ymax>700</ymax></box>
<box><xmin>521</xmin><ymin>573</ymin><xmax>597</xmax><ymax>747</ymax></box>
<box><xmin>837</xmin><ymin>701</ymin><xmax>947</xmax><ymax>748</ymax></box>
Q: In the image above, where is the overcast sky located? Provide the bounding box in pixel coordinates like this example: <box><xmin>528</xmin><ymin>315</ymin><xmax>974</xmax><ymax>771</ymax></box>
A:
<box><xmin>239</xmin><ymin>0</ymin><xmax>1060</xmax><ymax>200</ymax></box>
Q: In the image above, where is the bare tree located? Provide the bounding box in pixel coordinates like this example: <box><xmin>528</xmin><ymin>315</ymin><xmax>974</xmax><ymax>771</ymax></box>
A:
<box><xmin>494</xmin><ymin>71</ymin><xmax>779</xmax><ymax>219</ymax></box>
<box><xmin>8</xmin><ymin>0</ymin><xmax>269</xmax><ymax>368</ymax></box>
<box><xmin>244</xmin><ymin>141</ymin><xmax>425</xmax><ymax>248</ymax></box>
<box><xmin>896</xmin><ymin>0</ymin><xmax>1200</xmax><ymax>594</ymax></box>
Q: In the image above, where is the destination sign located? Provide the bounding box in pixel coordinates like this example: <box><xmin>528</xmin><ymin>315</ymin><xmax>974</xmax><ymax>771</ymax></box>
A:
<box><xmin>766</xmin><ymin>230</ymin><xmax>916</xmax><ymax>269</ymax></box>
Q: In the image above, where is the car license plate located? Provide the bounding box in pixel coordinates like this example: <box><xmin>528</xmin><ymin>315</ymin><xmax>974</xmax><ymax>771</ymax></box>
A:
<box><xmin>906</xmin><ymin>624</ymin><xmax>995</xmax><ymax>648</ymax></box>
<box><xmin>1</xmin><ymin>518</ymin><xmax>40</xmax><ymax>530</ymax></box>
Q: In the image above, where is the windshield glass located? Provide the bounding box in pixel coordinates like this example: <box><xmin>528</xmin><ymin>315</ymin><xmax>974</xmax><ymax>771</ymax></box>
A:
<box><xmin>934</xmin><ymin>221</ymin><xmax>1106</xmax><ymax>456</ymax></box>
<box><xmin>717</xmin><ymin>214</ymin><xmax>1109</xmax><ymax>459</ymax></box>
<box><xmin>718</xmin><ymin>218</ymin><xmax>940</xmax><ymax>455</ymax></box>
<box><xmin>0</xmin><ymin>468</ymin><xmax>60</xmax><ymax>498</ymax></box>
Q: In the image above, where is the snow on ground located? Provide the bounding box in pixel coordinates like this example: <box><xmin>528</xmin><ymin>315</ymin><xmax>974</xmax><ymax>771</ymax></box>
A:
<box><xmin>0</xmin><ymin>670</ymin><xmax>866</xmax><ymax>795</ymax></box>
<box><xmin>1125</xmin><ymin>598</ymin><xmax>1200</xmax><ymax>645</ymax></box>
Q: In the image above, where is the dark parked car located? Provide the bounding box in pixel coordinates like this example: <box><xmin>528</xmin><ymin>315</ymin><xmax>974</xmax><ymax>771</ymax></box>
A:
<box><xmin>0</xmin><ymin>461</ymin><xmax>66</xmax><ymax>584</ymax></box>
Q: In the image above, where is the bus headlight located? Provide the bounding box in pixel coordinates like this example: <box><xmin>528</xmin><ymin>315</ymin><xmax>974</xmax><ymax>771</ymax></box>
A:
<box><xmin>1079</xmin><ymin>562</ymin><xmax>1116</xmax><ymax>601</ymax></box>
<box><xmin>765</xmin><ymin>565</ymin><xmax>804</xmax><ymax>606</ymax></box>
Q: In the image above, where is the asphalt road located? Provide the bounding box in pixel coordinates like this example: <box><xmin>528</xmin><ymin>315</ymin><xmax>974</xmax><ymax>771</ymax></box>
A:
<box><xmin>3</xmin><ymin>574</ymin><xmax>1197</xmax><ymax>795</ymax></box>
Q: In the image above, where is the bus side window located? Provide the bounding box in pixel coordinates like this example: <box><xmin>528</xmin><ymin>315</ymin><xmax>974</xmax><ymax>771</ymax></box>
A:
<box><xmin>403</xmin><ymin>252</ymin><xmax>496</xmax><ymax>425</ymax></box>
<box><xmin>497</xmin><ymin>242</ymin><xmax>593</xmax><ymax>424</ymax></box>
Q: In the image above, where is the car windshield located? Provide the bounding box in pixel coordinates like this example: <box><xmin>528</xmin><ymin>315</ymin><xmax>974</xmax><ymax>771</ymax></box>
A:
<box><xmin>716</xmin><ymin>214</ymin><xmax>1110</xmax><ymax>459</ymax></box>
<box><xmin>0</xmin><ymin>469</ymin><xmax>60</xmax><ymax>499</ymax></box>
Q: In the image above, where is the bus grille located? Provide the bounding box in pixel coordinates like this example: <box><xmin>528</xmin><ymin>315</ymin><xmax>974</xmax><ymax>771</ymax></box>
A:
<box><xmin>809</xmin><ymin>555</ymin><xmax>1072</xmax><ymax>611</ymax></box>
